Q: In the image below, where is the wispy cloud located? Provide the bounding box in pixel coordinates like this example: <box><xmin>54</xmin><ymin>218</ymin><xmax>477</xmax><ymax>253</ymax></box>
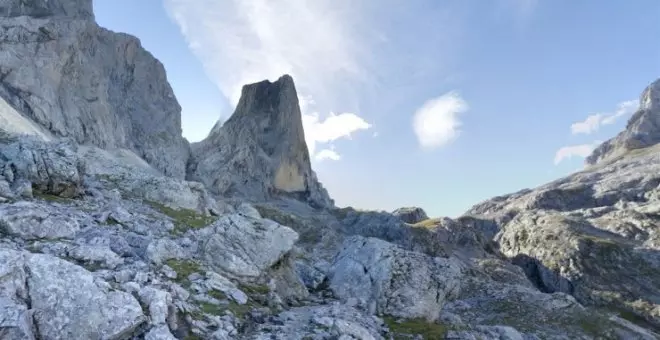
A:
<box><xmin>413</xmin><ymin>92</ymin><xmax>469</xmax><ymax>149</ymax></box>
<box><xmin>315</xmin><ymin>149</ymin><xmax>341</xmax><ymax>162</ymax></box>
<box><xmin>571</xmin><ymin>100</ymin><xmax>638</xmax><ymax>135</ymax></box>
<box><xmin>302</xmin><ymin>112</ymin><xmax>371</xmax><ymax>157</ymax></box>
<box><xmin>554</xmin><ymin>141</ymin><xmax>602</xmax><ymax>165</ymax></box>
<box><xmin>164</xmin><ymin>0</ymin><xmax>377</xmax><ymax>160</ymax></box>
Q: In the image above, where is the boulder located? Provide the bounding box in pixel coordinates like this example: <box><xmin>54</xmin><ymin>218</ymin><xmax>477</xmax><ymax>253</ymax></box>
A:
<box><xmin>392</xmin><ymin>206</ymin><xmax>429</xmax><ymax>224</ymax></box>
<box><xmin>0</xmin><ymin>248</ymin><xmax>146</xmax><ymax>339</ymax></box>
<box><xmin>195</xmin><ymin>214</ymin><xmax>299</xmax><ymax>277</ymax></box>
<box><xmin>328</xmin><ymin>236</ymin><xmax>462</xmax><ymax>321</ymax></box>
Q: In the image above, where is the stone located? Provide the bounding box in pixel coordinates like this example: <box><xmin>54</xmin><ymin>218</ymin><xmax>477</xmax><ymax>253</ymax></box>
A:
<box><xmin>196</xmin><ymin>214</ymin><xmax>298</xmax><ymax>277</ymax></box>
<box><xmin>0</xmin><ymin>137</ymin><xmax>85</xmax><ymax>198</ymax></box>
<box><xmin>146</xmin><ymin>239</ymin><xmax>187</xmax><ymax>265</ymax></box>
<box><xmin>188</xmin><ymin>75</ymin><xmax>333</xmax><ymax>208</ymax></box>
<box><xmin>0</xmin><ymin>248</ymin><xmax>146</xmax><ymax>339</ymax></box>
<box><xmin>0</xmin><ymin>2</ymin><xmax>190</xmax><ymax>178</ymax></box>
<box><xmin>205</xmin><ymin>272</ymin><xmax>248</xmax><ymax>305</ymax></box>
<box><xmin>294</xmin><ymin>260</ymin><xmax>326</xmax><ymax>291</ymax></box>
<box><xmin>250</xmin><ymin>304</ymin><xmax>386</xmax><ymax>340</ymax></box>
<box><xmin>392</xmin><ymin>206</ymin><xmax>429</xmax><ymax>224</ymax></box>
<box><xmin>66</xmin><ymin>245</ymin><xmax>124</xmax><ymax>269</ymax></box>
<box><xmin>144</xmin><ymin>325</ymin><xmax>178</xmax><ymax>340</ymax></box>
<box><xmin>0</xmin><ymin>201</ymin><xmax>81</xmax><ymax>240</ymax></box>
<box><xmin>328</xmin><ymin>236</ymin><xmax>463</xmax><ymax>321</ymax></box>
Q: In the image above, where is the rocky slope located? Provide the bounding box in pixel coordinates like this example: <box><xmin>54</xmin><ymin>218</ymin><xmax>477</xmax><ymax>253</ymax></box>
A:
<box><xmin>467</xmin><ymin>77</ymin><xmax>660</xmax><ymax>332</ymax></box>
<box><xmin>0</xmin><ymin>1</ymin><xmax>659</xmax><ymax>339</ymax></box>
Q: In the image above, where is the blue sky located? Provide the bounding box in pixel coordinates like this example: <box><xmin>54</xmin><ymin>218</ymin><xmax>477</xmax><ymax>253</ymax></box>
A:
<box><xmin>94</xmin><ymin>0</ymin><xmax>660</xmax><ymax>218</ymax></box>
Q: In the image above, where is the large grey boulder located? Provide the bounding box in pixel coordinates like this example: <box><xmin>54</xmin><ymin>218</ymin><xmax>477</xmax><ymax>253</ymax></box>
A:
<box><xmin>587</xmin><ymin>78</ymin><xmax>660</xmax><ymax>165</ymax></box>
<box><xmin>0</xmin><ymin>0</ymin><xmax>189</xmax><ymax>178</ymax></box>
<box><xmin>195</xmin><ymin>213</ymin><xmax>299</xmax><ymax>277</ymax></box>
<box><xmin>188</xmin><ymin>75</ymin><xmax>333</xmax><ymax>208</ymax></box>
<box><xmin>0</xmin><ymin>248</ymin><xmax>146</xmax><ymax>339</ymax></box>
<box><xmin>328</xmin><ymin>236</ymin><xmax>462</xmax><ymax>321</ymax></box>
<box><xmin>392</xmin><ymin>206</ymin><xmax>429</xmax><ymax>224</ymax></box>
<box><xmin>0</xmin><ymin>201</ymin><xmax>82</xmax><ymax>240</ymax></box>
<box><xmin>0</xmin><ymin>137</ymin><xmax>85</xmax><ymax>199</ymax></box>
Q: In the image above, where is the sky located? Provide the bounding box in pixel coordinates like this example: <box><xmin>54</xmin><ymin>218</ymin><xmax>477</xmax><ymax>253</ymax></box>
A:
<box><xmin>94</xmin><ymin>0</ymin><xmax>660</xmax><ymax>218</ymax></box>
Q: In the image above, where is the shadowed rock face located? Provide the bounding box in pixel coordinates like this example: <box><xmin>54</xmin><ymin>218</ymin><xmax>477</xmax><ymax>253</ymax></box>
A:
<box><xmin>188</xmin><ymin>75</ymin><xmax>334</xmax><ymax>209</ymax></box>
<box><xmin>0</xmin><ymin>0</ymin><xmax>189</xmax><ymax>178</ymax></box>
<box><xmin>0</xmin><ymin>0</ymin><xmax>93</xmax><ymax>19</ymax></box>
<box><xmin>587</xmin><ymin>78</ymin><xmax>660</xmax><ymax>166</ymax></box>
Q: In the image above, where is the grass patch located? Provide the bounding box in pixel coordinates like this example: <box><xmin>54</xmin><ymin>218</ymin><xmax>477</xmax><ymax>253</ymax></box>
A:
<box><xmin>239</xmin><ymin>283</ymin><xmax>270</xmax><ymax>295</ymax></box>
<box><xmin>208</xmin><ymin>289</ymin><xmax>227</xmax><ymax>300</ymax></box>
<box><xmin>383</xmin><ymin>317</ymin><xmax>448</xmax><ymax>340</ymax></box>
<box><xmin>165</xmin><ymin>259</ymin><xmax>201</xmax><ymax>287</ymax></box>
<box><xmin>32</xmin><ymin>191</ymin><xmax>74</xmax><ymax>204</ymax></box>
<box><xmin>412</xmin><ymin>218</ymin><xmax>442</xmax><ymax>228</ymax></box>
<box><xmin>199</xmin><ymin>301</ymin><xmax>225</xmax><ymax>316</ymax></box>
<box><xmin>146</xmin><ymin>200</ymin><xmax>216</xmax><ymax>235</ymax></box>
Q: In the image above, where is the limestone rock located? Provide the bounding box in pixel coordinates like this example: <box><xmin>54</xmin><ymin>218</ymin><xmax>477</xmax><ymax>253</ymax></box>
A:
<box><xmin>195</xmin><ymin>213</ymin><xmax>299</xmax><ymax>277</ymax></box>
<box><xmin>0</xmin><ymin>137</ymin><xmax>85</xmax><ymax>199</ymax></box>
<box><xmin>0</xmin><ymin>0</ymin><xmax>189</xmax><ymax>178</ymax></box>
<box><xmin>0</xmin><ymin>201</ymin><xmax>81</xmax><ymax>240</ymax></box>
<box><xmin>188</xmin><ymin>75</ymin><xmax>333</xmax><ymax>208</ymax></box>
<box><xmin>328</xmin><ymin>236</ymin><xmax>462</xmax><ymax>321</ymax></box>
<box><xmin>587</xmin><ymin>78</ymin><xmax>660</xmax><ymax>165</ymax></box>
<box><xmin>392</xmin><ymin>206</ymin><xmax>429</xmax><ymax>224</ymax></box>
<box><xmin>250</xmin><ymin>304</ymin><xmax>387</xmax><ymax>340</ymax></box>
<box><xmin>0</xmin><ymin>248</ymin><xmax>146</xmax><ymax>339</ymax></box>
<box><xmin>0</xmin><ymin>0</ymin><xmax>93</xmax><ymax>19</ymax></box>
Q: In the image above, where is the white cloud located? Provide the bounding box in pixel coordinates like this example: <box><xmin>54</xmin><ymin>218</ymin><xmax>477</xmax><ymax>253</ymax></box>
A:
<box><xmin>302</xmin><ymin>111</ymin><xmax>372</xmax><ymax>157</ymax></box>
<box><xmin>412</xmin><ymin>91</ymin><xmax>468</xmax><ymax>149</ymax></box>
<box><xmin>571</xmin><ymin>100</ymin><xmax>638</xmax><ymax>135</ymax></box>
<box><xmin>164</xmin><ymin>0</ymin><xmax>376</xmax><ymax>159</ymax></box>
<box><xmin>316</xmin><ymin>149</ymin><xmax>341</xmax><ymax>161</ymax></box>
<box><xmin>554</xmin><ymin>141</ymin><xmax>602</xmax><ymax>165</ymax></box>
<box><xmin>164</xmin><ymin>0</ymin><xmax>370</xmax><ymax>109</ymax></box>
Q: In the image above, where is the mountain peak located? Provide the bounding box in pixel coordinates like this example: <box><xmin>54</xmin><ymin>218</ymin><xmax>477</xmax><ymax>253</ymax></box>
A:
<box><xmin>188</xmin><ymin>75</ymin><xmax>334</xmax><ymax>208</ymax></box>
<box><xmin>586</xmin><ymin>78</ymin><xmax>660</xmax><ymax>165</ymax></box>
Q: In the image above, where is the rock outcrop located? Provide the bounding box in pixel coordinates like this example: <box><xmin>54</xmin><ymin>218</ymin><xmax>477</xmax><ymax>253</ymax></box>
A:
<box><xmin>0</xmin><ymin>0</ymin><xmax>189</xmax><ymax>178</ymax></box>
<box><xmin>465</xmin><ymin>78</ymin><xmax>660</xmax><ymax>331</ymax></box>
<box><xmin>392</xmin><ymin>206</ymin><xmax>429</xmax><ymax>224</ymax></box>
<box><xmin>586</xmin><ymin>78</ymin><xmax>660</xmax><ymax>165</ymax></box>
<box><xmin>187</xmin><ymin>75</ymin><xmax>333</xmax><ymax>209</ymax></box>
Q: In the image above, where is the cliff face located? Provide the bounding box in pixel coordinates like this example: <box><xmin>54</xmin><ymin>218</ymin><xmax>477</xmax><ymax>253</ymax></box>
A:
<box><xmin>188</xmin><ymin>75</ymin><xmax>334</xmax><ymax>208</ymax></box>
<box><xmin>586</xmin><ymin>78</ymin><xmax>660</xmax><ymax>165</ymax></box>
<box><xmin>0</xmin><ymin>0</ymin><xmax>189</xmax><ymax>178</ymax></box>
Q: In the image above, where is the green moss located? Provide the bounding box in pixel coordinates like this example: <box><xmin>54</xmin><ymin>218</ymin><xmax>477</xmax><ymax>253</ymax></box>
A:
<box><xmin>208</xmin><ymin>289</ymin><xmax>227</xmax><ymax>300</ymax></box>
<box><xmin>239</xmin><ymin>283</ymin><xmax>270</xmax><ymax>295</ymax></box>
<box><xmin>383</xmin><ymin>316</ymin><xmax>448</xmax><ymax>340</ymax></box>
<box><xmin>146</xmin><ymin>201</ymin><xmax>216</xmax><ymax>235</ymax></box>
<box><xmin>165</xmin><ymin>259</ymin><xmax>201</xmax><ymax>287</ymax></box>
<box><xmin>199</xmin><ymin>301</ymin><xmax>225</xmax><ymax>316</ymax></box>
<box><xmin>32</xmin><ymin>191</ymin><xmax>73</xmax><ymax>204</ymax></box>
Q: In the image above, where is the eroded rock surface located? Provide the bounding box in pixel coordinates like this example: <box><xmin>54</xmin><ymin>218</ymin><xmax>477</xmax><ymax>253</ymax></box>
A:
<box><xmin>188</xmin><ymin>75</ymin><xmax>333</xmax><ymax>209</ymax></box>
<box><xmin>0</xmin><ymin>0</ymin><xmax>189</xmax><ymax>178</ymax></box>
